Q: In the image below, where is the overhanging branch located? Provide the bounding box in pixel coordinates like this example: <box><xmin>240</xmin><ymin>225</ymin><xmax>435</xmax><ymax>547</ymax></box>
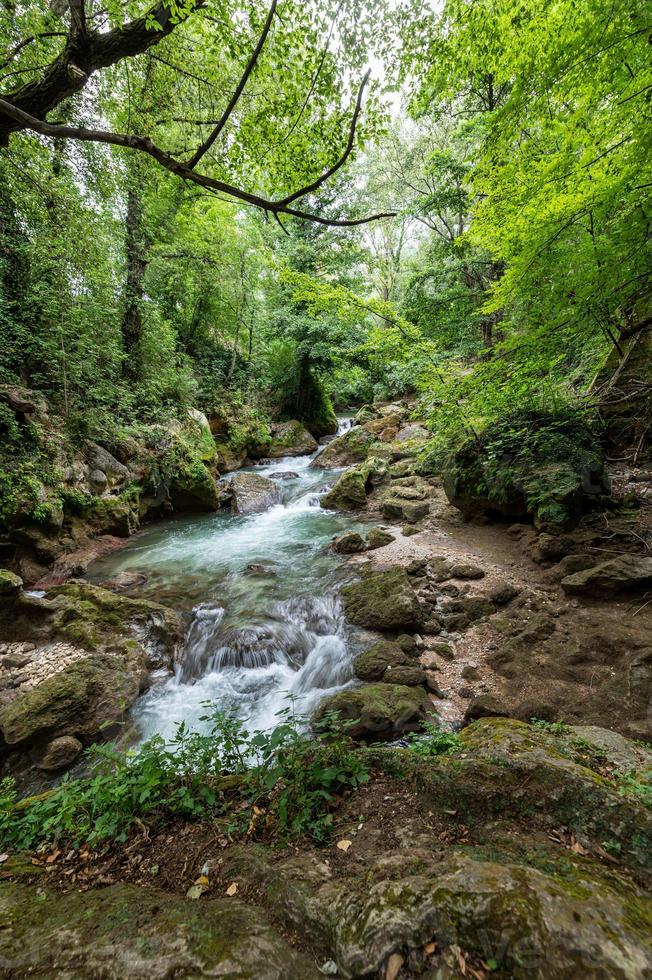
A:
<box><xmin>186</xmin><ymin>0</ymin><xmax>277</xmax><ymax>170</ymax></box>
<box><xmin>0</xmin><ymin>97</ymin><xmax>395</xmax><ymax>228</ymax></box>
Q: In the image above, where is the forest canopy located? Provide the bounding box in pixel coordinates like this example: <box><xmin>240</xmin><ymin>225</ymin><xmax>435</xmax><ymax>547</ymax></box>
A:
<box><xmin>0</xmin><ymin>0</ymin><xmax>650</xmax><ymax>458</ymax></box>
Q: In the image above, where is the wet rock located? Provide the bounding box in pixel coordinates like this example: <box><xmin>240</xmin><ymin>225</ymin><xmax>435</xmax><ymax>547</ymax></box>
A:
<box><xmin>354</xmin><ymin>641</ymin><xmax>410</xmax><ymax>681</ymax></box>
<box><xmin>0</xmin><ymin>882</ymin><xmax>318</xmax><ymax>979</ymax></box>
<box><xmin>101</xmin><ymin>570</ymin><xmax>148</xmax><ymax>593</ymax></box>
<box><xmin>0</xmin><ymin>570</ymin><xmax>23</xmax><ymax>596</ymax></box>
<box><xmin>320</xmin><ymin>469</ymin><xmax>367</xmax><ymax>511</ymax></box>
<box><xmin>311</xmin><ymin>426</ymin><xmax>379</xmax><ymax>469</ymax></box>
<box><xmin>342</xmin><ymin>568</ymin><xmax>423</xmax><ymax>631</ymax></box>
<box><xmin>331</xmin><ymin>531</ymin><xmax>367</xmax><ymax>554</ymax></box>
<box><xmin>365</xmin><ymin>527</ymin><xmax>395</xmax><ymax>550</ymax></box>
<box><xmin>245</xmin><ymin>563</ymin><xmax>277</xmax><ymax>576</ymax></box>
<box><xmin>268</xmin><ymin>471</ymin><xmax>299</xmax><ymax>480</ymax></box>
<box><xmin>313</xmin><ymin>683</ymin><xmax>428</xmax><ymax>741</ymax></box>
<box><xmin>36</xmin><ymin>734</ymin><xmax>83</xmax><ymax>770</ymax></box>
<box><xmin>268</xmin><ymin>421</ymin><xmax>318</xmax><ymax>458</ymax></box>
<box><xmin>561</xmin><ymin>554</ymin><xmax>652</xmax><ymax>595</ymax></box>
<box><xmin>228</xmin><ymin>473</ymin><xmax>282</xmax><ymax>515</ymax></box>
<box><xmin>169</xmin><ymin>465</ymin><xmax>220</xmax><ymax>513</ymax></box>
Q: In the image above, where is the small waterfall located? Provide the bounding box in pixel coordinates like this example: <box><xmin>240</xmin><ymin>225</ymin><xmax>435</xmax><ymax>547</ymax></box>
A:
<box><xmin>106</xmin><ymin>414</ymin><xmax>367</xmax><ymax>744</ymax></box>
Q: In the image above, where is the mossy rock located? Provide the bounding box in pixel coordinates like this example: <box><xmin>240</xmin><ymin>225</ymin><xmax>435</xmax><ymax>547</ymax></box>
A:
<box><xmin>342</xmin><ymin>568</ymin><xmax>423</xmax><ymax>631</ymax></box>
<box><xmin>311</xmin><ymin>426</ymin><xmax>381</xmax><ymax>469</ymax></box>
<box><xmin>354</xmin><ymin>640</ymin><xmax>411</xmax><ymax>681</ymax></box>
<box><xmin>0</xmin><ymin>570</ymin><xmax>22</xmax><ymax>596</ymax></box>
<box><xmin>268</xmin><ymin>421</ymin><xmax>318</xmax><ymax>458</ymax></box>
<box><xmin>169</xmin><ymin>461</ymin><xmax>220</xmax><ymax>512</ymax></box>
<box><xmin>0</xmin><ymin>882</ymin><xmax>319</xmax><ymax>979</ymax></box>
<box><xmin>313</xmin><ymin>683</ymin><xmax>428</xmax><ymax>741</ymax></box>
<box><xmin>443</xmin><ymin>411</ymin><xmax>609</xmax><ymax>529</ymax></box>
<box><xmin>320</xmin><ymin>852</ymin><xmax>652</xmax><ymax>979</ymax></box>
<box><xmin>0</xmin><ymin>654</ymin><xmax>142</xmax><ymax>745</ymax></box>
<box><xmin>84</xmin><ymin>491</ymin><xmax>141</xmax><ymax>536</ymax></box>
<box><xmin>320</xmin><ymin>469</ymin><xmax>367</xmax><ymax>511</ymax></box>
<box><xmin>366</xmin><ymin>527</ymin><xmax>395</xmax><ymax>550</ymax></box>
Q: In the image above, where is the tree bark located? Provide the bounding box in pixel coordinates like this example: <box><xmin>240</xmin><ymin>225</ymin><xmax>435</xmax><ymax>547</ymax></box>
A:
<box><xmin>121</xmin><ymin>188</ymin><xmax>147</xmax><ymax>374</ymax></box>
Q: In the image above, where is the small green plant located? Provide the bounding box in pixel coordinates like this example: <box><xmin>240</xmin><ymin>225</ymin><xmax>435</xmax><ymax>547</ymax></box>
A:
<box><xmin>405</xmin><ymin>723</ymin><xmax>461</xmax><ymax>757</ymax></box>
<box><xmin>531</xmin><ymin>718</ymin><xmax>569</xmax><ymax>736</ymax></box>
<box><xmin>616</xmin><ymin>770</ymin><xmax>652</xmax><ymax>808</ymax></box>
<box><xmin>0</xmin><ymin>709</ymin><xmax>369</xmax><ymax>851</ymax></box>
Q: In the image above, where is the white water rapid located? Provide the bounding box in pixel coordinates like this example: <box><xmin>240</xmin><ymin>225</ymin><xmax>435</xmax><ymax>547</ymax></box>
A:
<box><xmin>90</xmin><ymin>417</ymin><xmax>370</xmax><ymax>742</ymax></box>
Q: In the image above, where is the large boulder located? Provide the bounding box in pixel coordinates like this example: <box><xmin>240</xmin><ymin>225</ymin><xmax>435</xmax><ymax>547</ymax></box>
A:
<box><xmin>341</xmin><ymin>568</ymin><xmax>423</xmax><ymax>631</ymax></box>
<box><xmin>313</xmin><ymin>683</ymin><xmax>428</xmax><ymax>741</ymax></box>
<box><xmin>268</xmin><ymin>421</ymin><xmax>318</xmax><ymax>458</ymax></box>
<box><xmin>0</xmin><ymin>654</ymin><xmax>143</xmax><ymax>745</ymax></box>
<box><xmin>561</xmin><ymin>554</ymin><xmax>652</xmax><ymax>595</ymax></box>
<box><xmin>320</xmin><ymin>469</ymin><xmax>367</xmax><ymax>511</ymax></box>
<box><xmin>443</xmin><ymin>412</ymin><xmax>609</xmax><ymax>528</ymax></box>
<box><xmin>311</xmin><ymin>426</ymin><xmax>380</xmax><ymax>469</ymax></box>
<box><xmin>0</xmin><ymin>570</ymin><xmax>22</xmax><ymax>596</ymax></box>
<box><xmin>0</xmin><ymin>883</ymin><xmax>318</xmax><ymax>979</ymax></box>
<box><xmin>228</xmin><ymin>473</ymin><xmax>282</xmax><ymax>515</ymax></box>
<box><xmin>331</xmin><ymin>531</ymin><xmax>367</xmax><ymax>554</ymax></box>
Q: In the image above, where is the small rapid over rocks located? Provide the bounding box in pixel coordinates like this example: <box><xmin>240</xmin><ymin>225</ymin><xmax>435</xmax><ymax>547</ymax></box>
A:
<box><xmin>89</xmin><ymin>417</ymin><xmax>367</xmax><ymax>742</ymax></box>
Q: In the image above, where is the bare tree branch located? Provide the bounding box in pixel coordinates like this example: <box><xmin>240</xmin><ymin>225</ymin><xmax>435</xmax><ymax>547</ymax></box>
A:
<box><xmin>186</xmin><ymin>0</ymin><xmax>277</xmax><ymax>170</ymax></box>
<box><xmin>0</xmin><ymin>96</ymin><xmax>395</xmax><ymax>227</ymax></box>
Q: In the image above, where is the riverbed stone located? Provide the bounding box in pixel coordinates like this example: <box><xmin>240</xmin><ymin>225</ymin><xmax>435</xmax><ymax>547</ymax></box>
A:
<box><xmin>342</xmin><ymin>568</ymin><xmax>423</xmax><ymax>631</ymax></box>
<box><xmin>36</xmin><ymin>734</ymin><xmax>83</xmax><ymax>770</ymax></box>
<box><xmin>268</xmin><ymin>421</ymin><xmax>318</xmax><ymax>458</ymax></box>
<box><xmin>313</xmin><ymin>683</ymin><xmax>428</xmax><ymax>741</ymax></box>
<box><xmin>354</xmin><ymin>641</ymin><xmax>410</xmax><ymax>681</ymax></box>
<box><xmin>331</xmin><ymin>531</ymin><xmax>367</xmax><ymax>554</ymax></box>
<box><xmin>320</xmin><ymin>469</ymin><xmax>367</xmax><ymax>511</ymax></box>
<box><xmin>311</xmin><ymin>425</ymin><xmax>379</xmax><ymax>468</ymax></box>
<box><xmin>228</xmin><ymin>472</ymin><xmax>282</xmax><ymax>515</ymax></box>
<box><xmin>561</xmin><ymin>554</ymin><xmax>652</xmax><ymax>595</ymax></box>
<box><xmin>365</xmin><ymin>527</ymin><xmax>395</xmax><ymax>550</ymax></box>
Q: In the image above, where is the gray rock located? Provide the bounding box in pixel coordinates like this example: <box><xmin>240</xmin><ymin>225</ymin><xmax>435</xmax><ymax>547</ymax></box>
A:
<box><xmin>229</xmin><ymin>473</ymin><xmax>282</xmax><ymax>515</ymax></box>
<box><xmin>341</xmin><ymin>568</ymin><xmax>423</xmax><ymax>631</ymax></box>
<box><xmin>269</xmin><ymin>471</ymin><xmax>300</xmax><ymax>480</ymax></box>
<box><xmin>365</xmin><ymin>527</ymin><xmax>395</xmax><ymax>551</ymax></box>
<box><xmin>88</xmin><ymin>468</ymin><xmax>108</xmax><ymax>494</ymax></box>
<box><xmin>37</xmin><ymin>734</ymin><xmax>83</xmax><ymax>771</ymax></box>
<box><xmin>331</xmin><ymin>531</ymin><xmax>367</xmax><ymax>555</ymax></box>
<box><xmin>562</xmin><ymin>554</ymin><xmax>652</xmax><ymax>595</ymax></box>
<box><xmin>449</xmin><ymin>562</ymin><xmax>485</xmax><ymax>580</ymax></box>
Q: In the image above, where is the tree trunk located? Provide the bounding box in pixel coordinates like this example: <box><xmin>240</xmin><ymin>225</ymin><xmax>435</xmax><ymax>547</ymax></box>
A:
<box><xmin>121</xmin><ymin>188</ymin><xmax>147</xmax><ymax>374</ymax></box>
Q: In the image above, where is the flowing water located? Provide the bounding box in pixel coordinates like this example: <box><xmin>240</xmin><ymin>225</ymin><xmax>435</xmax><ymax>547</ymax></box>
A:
<box><xmin>89</xmin><ymin>418</ymin><xmax>373</xmax><ymax>742</ymax></box>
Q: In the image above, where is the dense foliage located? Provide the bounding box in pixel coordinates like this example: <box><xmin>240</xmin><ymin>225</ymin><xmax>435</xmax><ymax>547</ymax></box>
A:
<box><xmin>1</xmin><ymin>0</ymin><xmax>650</xmax><ymax>501</ymax></box>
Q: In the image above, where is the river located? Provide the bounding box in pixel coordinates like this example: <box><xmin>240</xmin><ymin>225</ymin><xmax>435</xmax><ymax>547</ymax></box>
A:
<box><xmin>89</xmin><ymin>418</ymin><xmax>374</xmax><ymax>742</ymax></box>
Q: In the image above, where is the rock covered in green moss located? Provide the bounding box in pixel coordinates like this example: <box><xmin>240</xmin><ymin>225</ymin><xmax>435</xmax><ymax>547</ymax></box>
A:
<box><xmin>354</xmin><ymin>640</ymin><xmax>411</xmax><ymax>681</ymax></box>
<box><xmin>311</xmin><ymin>425</ymin><xmax>380</xmax><ymax>469</ymax></box>
<box><xmin>0</xmin><ymin>882</ymin><xmax>319</xmax><ymax>979</ymax></box>
<box><xmin>268</xmin><ymin>420</ymin><xmax>318</xmax><ymax>458</ymax></box>
<box><xmin>342</xmin><ymin>568</ymin><xmax>423</xmax><ymax>631</ymax></box>
<box><xmin>0</xmin><ymin>654</ymin><xmax>143</xmax><ymax>745</ymax></box>
<box><xmin>0</xmin><ymin>570</ymin><xmax>22</xmax><ymax>596</ymax></box>
<box><xmin>313</xmin><ymin>683</ymin><xmax>428</xmax><ymax>741</ymax></box>
<box><xmin>320</xmin><ymin>469</ymin><xmax>367</xmax><ymax>511</ymax></box>
<box><xmin>443</xmin><ymin>411</ymin><xmax>609</xmax><ymax>528</ymax></box>
<box><xmin>331</xmin><ymin>531</ymin><xmax>366</xmax><ymax>554</ymax></box>
<box><xmin>365</xmin><ymin>527</ymin><xmax>395</xmax><ymax>550</ymax></box>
